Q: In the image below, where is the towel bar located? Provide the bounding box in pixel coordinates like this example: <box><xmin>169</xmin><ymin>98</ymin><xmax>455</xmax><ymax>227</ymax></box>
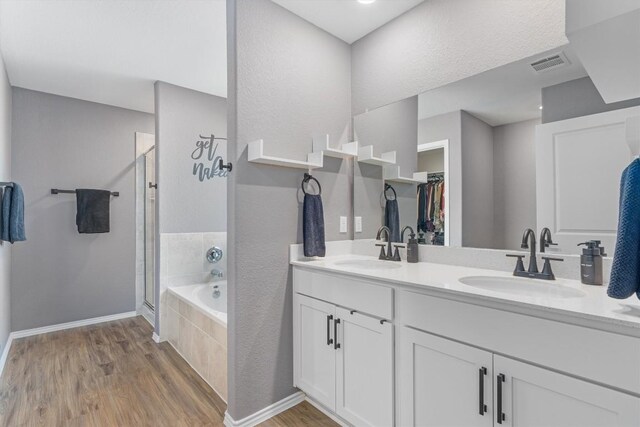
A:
<box><xmin>51</xmin><ymin>189</ymin><xmax>119</xmax><ymax>197</ymax></box>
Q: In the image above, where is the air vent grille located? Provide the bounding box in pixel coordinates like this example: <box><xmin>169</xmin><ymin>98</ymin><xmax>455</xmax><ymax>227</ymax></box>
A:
<box><xmin>530</xmin><ymin>52</ymin><xmax>570</xmax><ymax>73</ymax></box>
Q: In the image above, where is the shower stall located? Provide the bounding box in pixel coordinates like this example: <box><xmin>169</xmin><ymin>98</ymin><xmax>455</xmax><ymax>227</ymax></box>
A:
<box><xmin>143</xmin><ymin>146</ymin><xmax>156</xmax><ymax>309</ymax></box>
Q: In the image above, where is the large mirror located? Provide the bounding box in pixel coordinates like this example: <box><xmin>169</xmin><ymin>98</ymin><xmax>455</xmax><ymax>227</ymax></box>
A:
<box><xmin>354</xmin><ymin>46</ymin><xmax>640</xmax><ymax>255</ymax></box>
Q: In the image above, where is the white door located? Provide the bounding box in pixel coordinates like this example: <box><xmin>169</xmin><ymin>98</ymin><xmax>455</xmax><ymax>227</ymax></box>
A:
<box><xmin>494</xmin><ymin>355</ymin><xmax>640</xmax><ymax>427</ymax></box>
<box><xmin>398</xmin><ymin>327</ymin><xmax>493</xmax><ymax>427</ymax></box>
<box><xmin>335</xmin><ymin>307</ymin><xmax>393</xmax><ymax>427</ymax></box>
<box><xmin>536</xmin><ymin>106</ymin><xmax>640</xmax><ymax>255</ymax></box>
<box><xmin>293</xmin><ymin>294</ymin><xmax>336</xmax><ymax>411</ymax></box>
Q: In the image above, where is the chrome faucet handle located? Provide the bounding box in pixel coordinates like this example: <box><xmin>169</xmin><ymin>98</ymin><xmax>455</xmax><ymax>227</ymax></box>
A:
<box><xmin>207</xmin><ymin>246</ymin><xmax>224</xmax><ymax>263</ymax></box>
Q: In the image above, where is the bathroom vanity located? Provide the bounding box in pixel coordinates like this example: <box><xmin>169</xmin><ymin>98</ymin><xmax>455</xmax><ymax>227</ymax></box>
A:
<box><xmin>291</xmin><ymin>249</ymin><xmax>640</xmax><ymax>427</ymax></box>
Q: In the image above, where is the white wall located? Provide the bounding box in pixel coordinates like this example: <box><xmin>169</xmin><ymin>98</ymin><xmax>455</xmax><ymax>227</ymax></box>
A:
<box><xmin>493</xmin><ymin>119</ymin><xmax>539</xmax><ymax>250</ymax></box>
<box><xmin>0</xmin><ymin>45</ymin><xmax>11</xmax><ymax>360</ymax></box>
<box><xmin>351</xmin><ymin>0</ymin><xmax>567</xmax><ymax>114</ymax></box>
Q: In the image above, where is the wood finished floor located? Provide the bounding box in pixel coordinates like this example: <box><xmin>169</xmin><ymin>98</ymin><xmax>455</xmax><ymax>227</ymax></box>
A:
<box><xmin>0</xmin><ymin>316</ymin><xmax>336</xmax><ymax>427</ymax></box>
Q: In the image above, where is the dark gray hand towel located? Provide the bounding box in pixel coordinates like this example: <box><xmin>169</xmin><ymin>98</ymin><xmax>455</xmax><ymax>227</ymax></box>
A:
<box><xmin>303</xmin><ymin>193</ymin><xmax>326</xmax><ymax>257</ymax></box>
<box><xmin>76</xmin><ymin>189</ymin><xmax>111</xmax><ymax>233</ymax></box>
<box><xmin>385</xmin><ymin>199</ymin><xmax>400</xmax><ymax>243</ymax></box>
<box><xmin>0</xmin><ymin>183</ymin><xmax>26</xmax><ymax>243</ymax></box>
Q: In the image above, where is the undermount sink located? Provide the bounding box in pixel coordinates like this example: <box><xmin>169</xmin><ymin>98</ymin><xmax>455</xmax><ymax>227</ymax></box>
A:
<box><xmin>333</xmin><ymin>259</ymin><xmax>402</xmax><ymax>270</ymax></box>
<box><xmin>460</xmin><ymin>276</ymin><xmax>586</xmax><ymax>299</ymax></box>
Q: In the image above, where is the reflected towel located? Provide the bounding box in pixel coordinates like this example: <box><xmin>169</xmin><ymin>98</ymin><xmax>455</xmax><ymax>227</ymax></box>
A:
<box><xmin>608</xmin><ymin>159</ymin><xmax>640</xmax><ymax>299</ymax></box>
<box><xmin>76</xmin><ymin>189</ymin><xmax>111</xmax><ymax>233</ymax></box>
<box><xmin>0</xmin><ymin>183</ymin><xmax>26</xmax><ymax>243</ymax></box>
<box><xmin>303</xmin><ymin>193</ymin><xmax>325</xmax><ymax>257</ymax></box>
<box><xmin>385</xmin><ymin>199</ymin><xmax>400</xmax><ymax>243</ymax></box>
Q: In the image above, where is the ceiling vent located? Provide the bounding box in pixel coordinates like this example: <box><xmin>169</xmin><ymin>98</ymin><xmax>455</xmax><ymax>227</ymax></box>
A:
<box><xmin>530</xmin><ymin>51</ymin><xmax>571</xmax><ymax>73</ymax></box>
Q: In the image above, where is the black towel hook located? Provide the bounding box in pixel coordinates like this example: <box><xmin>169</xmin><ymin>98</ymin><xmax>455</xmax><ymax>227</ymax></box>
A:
<box><xmin>384</xmin><ymin>183</ymin><xmax>397</xmax><ymax>201</ymax></box>
<box><xmin>302</xmin><ymin>173</ymin><xmax>321</xmax><ymax>195</ymax></box>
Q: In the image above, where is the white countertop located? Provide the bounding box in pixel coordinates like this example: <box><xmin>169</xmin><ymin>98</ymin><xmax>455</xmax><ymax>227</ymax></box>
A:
<box><xmin>291</xmin><ymin>254</ymin><xmax>640</xmax><ymax>332</ymax></box>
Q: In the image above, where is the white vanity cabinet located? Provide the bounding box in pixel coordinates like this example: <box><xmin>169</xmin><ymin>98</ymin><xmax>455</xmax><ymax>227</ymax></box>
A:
<box><xmin>292</xmin><ymin>265</ymin><xmax>640</xmax><ymax>427</ymax></box>
<box><xmin>398</xmin><ymin>327</ymin><xmax>494</xmax><ymax>427</ymax></box>
<box><xmin>494</xmin><ymin>355</ymin><xmax>640</xmax><ymax>427</ymax></box>
<box><xmin>398</xmin><ymin>326</ymin><xmax>640</xmax><ymax>427</ymax></box>
<box><xmin>293</xmin><ymin>268</ymin><xmax>394</xmax><ymax>427</ymax></box>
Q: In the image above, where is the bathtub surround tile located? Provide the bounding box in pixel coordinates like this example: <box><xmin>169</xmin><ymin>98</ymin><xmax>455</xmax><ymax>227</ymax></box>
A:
<box><xmin>166</xmin><ymin>233</ymin><xmax>204</xmax><ymax>276</ymax></box>
<box><xmin>165</xmin><ymin>288</ymin><xmax>228</xmax><ymax>402</ymax></box>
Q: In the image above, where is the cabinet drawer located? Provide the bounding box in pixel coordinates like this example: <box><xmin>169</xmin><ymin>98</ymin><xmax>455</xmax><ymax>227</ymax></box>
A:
<box><xmin>398</xmin><ymin>290</ymin><xmax>640</xmax><ymax>395</ymax></box>
<box><xmin>293</xmin><ymin>267</ymin><xmax>393</xmax><ymax>319</ymax></box>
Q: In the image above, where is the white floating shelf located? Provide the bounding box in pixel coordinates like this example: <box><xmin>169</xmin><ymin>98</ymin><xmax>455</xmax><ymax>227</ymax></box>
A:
<box><xmin>383</xmin><ymin>165</ymin><xmax>429</xmax><ymax>184</ymax></box>
<box><xmin>357</xmin><ymin>145</ymin><xmax>396</xmax><ymax>166</ymax></box>
<box><xmin>312</xmin><ymin>134</ymin><xmax>358</xmax><ymax>159</ymax></box>
<box><xmin>248</xmin><ymin>139</ymin><xmax>323</xmax><ymax>170</ymax></box>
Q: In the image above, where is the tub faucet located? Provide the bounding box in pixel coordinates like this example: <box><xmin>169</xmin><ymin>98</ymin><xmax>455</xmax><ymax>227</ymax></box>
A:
<box><xmin>211</xmin><ymin>268</ymin><xmax>224</xmax><ymax>279</ymax></box>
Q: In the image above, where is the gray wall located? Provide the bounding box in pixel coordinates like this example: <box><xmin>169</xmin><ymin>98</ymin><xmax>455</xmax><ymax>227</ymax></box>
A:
<box><xmin>0</xmin><ymin>48</ymin><xmax>11</xmax><ymax>353</ymax></box>
<box><xmin>418</xmin><ymin>111</ymin><xmax>462</xmax><ymax>246</ymax></box>
<box><xmin>493</xmin><ymin>118</ymin><xmax>538</xmax><ymax>250</ymax></box>
<box><xmin>227</xmin><ymin>0</ymin><xmax>351</xmax><ymax>420</ymax></box>
<box><xmin>542</xmin><ymin>76</ymin><xmax>640</xmax><ymax>123</ymax></box>
<box><xmin>353</xmin><ymin>96</ymin><xmax>418</xmax><ymax>238</ymax></box>
<box><xmin>11</xmin><ymin>88</ymin><xmax>154</xmax><ymax>330</ymax></box>
<box><xmin>460</xmin><ymin>111</ymin><xmax>494</xmax><ymax>248</ymax></box>
<box><xmin>418</xmin><ymin>149</ymin><xmax>444</xmax><ymax>173</ymax></box>
<box><xmin>155</xmin><ymin>82</ymin><xmax>227</xmax><ymax>234</ymax></box>
<box><xmin>351</xmin><ymin>0</ymin><xmax>567</xmax><ymax>114</ymax></box>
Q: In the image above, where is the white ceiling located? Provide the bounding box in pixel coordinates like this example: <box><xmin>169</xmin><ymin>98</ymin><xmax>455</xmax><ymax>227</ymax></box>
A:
<box><xmin>272</xmin><ymin>0</ymin><xmax>425</xmax><ymax>44</ymax></box>
<box><xmin>418</xmin><ymin>47</ymin><xmax>589</xmax><ymax>126</ymax></box>
<box><xmin>0</xmin><ymin>0</ymin><xmax>227</xmax><ymax>113</ymax></box>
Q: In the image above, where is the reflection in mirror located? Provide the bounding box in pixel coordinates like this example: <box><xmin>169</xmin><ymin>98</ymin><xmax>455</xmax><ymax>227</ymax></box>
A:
<box><xmin>353</xmin><ymin>46</ymin><xmax>640</xmax><ymax>255</ymax></box>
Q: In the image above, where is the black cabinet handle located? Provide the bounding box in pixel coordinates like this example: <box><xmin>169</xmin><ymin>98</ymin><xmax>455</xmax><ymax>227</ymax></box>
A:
<box><xmin>326</xmin><ymin>315</ymin><xmax>333</xmax><ymax>346</ymax></box>
<box><xmin>334</xmin><ymin>318</ymin><xmax>341</xmax><ymax>350</ymax></box>
<box><xmin>497</xmin><ymin>373</ymin><xmax>506</xmax><ymax>424</ymax></box>
<box><xmin>479</xmin><ymin>367</ymin><xmax>487</xmax><ymax>415</ymax></box>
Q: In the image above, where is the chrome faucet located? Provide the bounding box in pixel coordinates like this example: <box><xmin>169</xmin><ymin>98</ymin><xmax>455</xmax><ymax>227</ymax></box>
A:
<box><xmin>375</xmin><ymin>226</ymin><xmax>392</xmax><ymax>260</ymax></box>
<box><xmin>211</xmin><ymin>268</ymin><xmax>224</xmax><ymax>279</ymax></box>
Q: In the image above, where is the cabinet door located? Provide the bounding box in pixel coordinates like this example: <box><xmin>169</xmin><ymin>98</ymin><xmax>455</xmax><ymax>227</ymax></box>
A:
<box><xmin>398</xmin><ymin>327</ymin><xmax>493</xmax><ymax>427</ymax></box>
<box><xmin>293</xmin><ymin>294</ymin><xmax>336</xmax><ymax>411</ymax></box>
<box><xmin>335</xmin><ymin>307</ymin><xmax>393</xmax><ymax>427</ymax></box>
<box><xmin>494</xmin><ymin>355</ymin><xmax>640</xmax><ymax>427</ymax></box>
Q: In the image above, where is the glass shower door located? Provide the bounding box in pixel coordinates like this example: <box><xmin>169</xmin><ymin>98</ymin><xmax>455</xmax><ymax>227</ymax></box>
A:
<box><xmin>144</xmin><ymin>147</ymin><xmax>156</xmax><ymax>309</ymax></box>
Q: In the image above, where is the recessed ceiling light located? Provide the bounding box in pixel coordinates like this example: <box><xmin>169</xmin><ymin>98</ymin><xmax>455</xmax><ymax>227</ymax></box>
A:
<box><xmin>358</xmin><ymin>0</ymin><xmax>376</xmax><ymax>4</ymax></box>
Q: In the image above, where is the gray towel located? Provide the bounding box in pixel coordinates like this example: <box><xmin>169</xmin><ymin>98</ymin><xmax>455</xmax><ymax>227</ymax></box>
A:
<box><xmin>303</xmin><ymin>194</ymin><xmax>325</xmax><ymax>257</ymax></box>
<box><xmin>76</xmin><ymin>189</ymin><xmax>111</xmax><ymax>233</ymax></box>
<box><xmin>385</xmin><ymin>199</ymin><xmax>400</xmax><ymax>243</ymax></box>
<box><xmin>0</xmin><ymin>183</ymin><xmax>26</xmax><ymax>243</ymax></box>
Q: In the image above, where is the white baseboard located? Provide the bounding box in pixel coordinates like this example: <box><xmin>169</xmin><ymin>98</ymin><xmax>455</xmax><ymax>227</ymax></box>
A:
<box><xmin>0</xmin><ymin>334</ymin><xmax>14</xmax><ymax>379</ymax></box>
<box><xmin>305</xmin><ymin>396</ymin><xmax>351</xmax><ymax>427</ymax></box>
<box><xmin>0</xmin><ymin>311</ymin><xmax>137</xmax><ymax>379</ymax></box>
<box><xmin>10</xmin><ymin>311</ymin><xmax>138</xmax><ymax>339</ymax></box>
<box><xmin>152</xmin><ymin>332</ymin><xmax>161</xmax><ymax>343</ymax></box>
<box><xmin>223</xmin><ymin>391</ymin><xmax>305</xmax><ymax>427</ymax></box>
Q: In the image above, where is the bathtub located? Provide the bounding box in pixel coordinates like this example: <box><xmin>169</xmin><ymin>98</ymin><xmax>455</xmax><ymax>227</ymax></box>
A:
<box><xmin>165</xmin><ymin>281</ymin><xmax>228</xmax><ymax>401</ymax></box>
<box><xmin>168</xmin><ymin>282</ymin><xmax>227</xmax><ymax>325</ymax></box>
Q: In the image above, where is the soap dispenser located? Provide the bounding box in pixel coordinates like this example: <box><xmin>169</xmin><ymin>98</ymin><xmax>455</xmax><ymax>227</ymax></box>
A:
<box><xmin>402</xmin><ymin>226</ymin><xmax>419</xmax><ymax>263</ymax></box>
<box><xmin>577</xmin><ymin>241</ymin><xmax>605</xmax><ymax>285</ymax></box>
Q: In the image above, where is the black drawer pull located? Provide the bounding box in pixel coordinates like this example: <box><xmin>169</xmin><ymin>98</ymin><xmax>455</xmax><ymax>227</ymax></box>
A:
<box><xmin>497</xmin><ymin>373</ymin><xmax>506</xmax><ymax>424</ymax></box>
<box><xmin>479</xmin><ymin>367</ymin><xmax>487</xmax><ymax>415</ymax></box>
<box><xmin>326</xmin><ymin>315</ymin><xmax>333</xmax><ymax>346</ymax></box>
<box><xmin>334</xmin><ymin>318</ymin><xmax>341</xmax><ymax>350</ymax></box>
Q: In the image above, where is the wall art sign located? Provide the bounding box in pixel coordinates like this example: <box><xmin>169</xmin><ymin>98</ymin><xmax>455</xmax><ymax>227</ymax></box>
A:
<box><xmin>192</xmin><ymin>134</ymin><xmax>228</xmax><ymax>182</ymax></box>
